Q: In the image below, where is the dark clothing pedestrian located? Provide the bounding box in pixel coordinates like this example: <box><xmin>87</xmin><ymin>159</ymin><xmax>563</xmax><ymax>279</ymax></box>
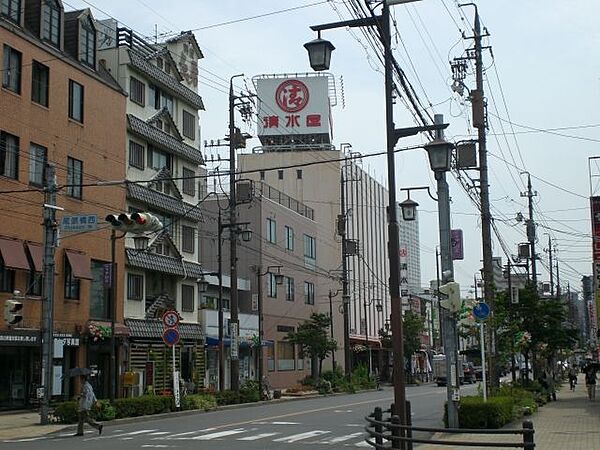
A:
<box><xmin>76</xmin><ymin>379</ymin><xmax>102</xmax><ymax>436</ymax></box>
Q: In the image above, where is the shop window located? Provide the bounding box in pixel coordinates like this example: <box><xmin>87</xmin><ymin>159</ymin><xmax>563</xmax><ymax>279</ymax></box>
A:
<box><xmin>266</xmin><ymin>345</ymin><xmax>274</xmax><ymax>372</ymax></box>
<box><xmin>277</xmin><ymin>341</ymin><xmax>295</xmax><ymax>371</ymax></box>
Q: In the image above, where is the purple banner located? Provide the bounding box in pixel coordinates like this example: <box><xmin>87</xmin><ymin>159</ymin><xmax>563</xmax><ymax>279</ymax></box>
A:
<box><xmin>451</xmin><ymin>229</ymin><xmax>464</xmax><ymax>260</ymax></box>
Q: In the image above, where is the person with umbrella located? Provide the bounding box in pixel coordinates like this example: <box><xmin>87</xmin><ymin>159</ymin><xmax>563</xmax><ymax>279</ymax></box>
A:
<box><xmin>72</xmin><ymin>368</ymin><xmax>103</xmax><ymax>436</ymax></box>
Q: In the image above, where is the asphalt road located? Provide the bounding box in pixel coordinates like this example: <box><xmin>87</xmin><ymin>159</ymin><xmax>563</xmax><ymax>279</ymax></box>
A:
<box><xmin>2</xmin><ymin>383</ymin><xmax>476</xmax><ymax>449</ymax></box>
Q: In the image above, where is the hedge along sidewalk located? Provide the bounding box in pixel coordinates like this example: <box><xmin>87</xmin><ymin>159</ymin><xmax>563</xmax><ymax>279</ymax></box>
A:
<box><xmin>416</xmin><ymin>375</ymin><xmax>600</xmax><ymax>450</ymax></box>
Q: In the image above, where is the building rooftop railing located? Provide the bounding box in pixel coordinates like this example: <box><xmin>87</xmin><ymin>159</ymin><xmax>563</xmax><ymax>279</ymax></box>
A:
<box><xmin>257</xmin><ymin>182</ymin><xmax>314</xmax><ymax>221</ymax></box>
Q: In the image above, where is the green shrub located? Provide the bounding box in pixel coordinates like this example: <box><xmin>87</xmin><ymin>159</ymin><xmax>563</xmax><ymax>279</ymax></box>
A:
<box><xmin>456</xmin><ymin>396</ymin><xmax>514</xmax><ymax>429</ymax></box>
<box><xmin>181</xmin><ymin>394</ymin><xmax>217</xmax><ymax>411</ymax></box>
<box><xmin>315</xmin><ymin>379</ymin><xmax>333</xmax><ymax>395</ymax></box>
<box><xmin>240</xmin><ymin>379</ymin><xmax>260</xmax><ymax>403</ymax></box>
<box><xmin>53</xmin><ymin>401</ymin><xmax>78</xmax><ymax>424</ymax></box>
<box><xmin>300</xmin><ymin>375</ymin><xmax>316</xmax><ymax>387</ymax></box>
<box><xmin>114</xmin><ymin>395</ymin><xmax>173</xmax><ymax>419</ymax></box>
<box><xmin>215</xmin><ymin>390</ymin><xmax>240</xmax><ymax>406</ymax></box>
<box><xmin>93</xmin><ymin>400</ymin><xmax>116</xmax><ymax>421</ymax></box>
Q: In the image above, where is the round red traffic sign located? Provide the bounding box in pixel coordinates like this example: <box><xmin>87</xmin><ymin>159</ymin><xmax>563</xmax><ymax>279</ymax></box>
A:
<box><xmin>162</xmin><ymin>310</ymin><xmax>180</xmax><ymax>328</ymax></box>
<box><xmin>162</xmin><ymin>328</ymin><xmax>180</xmax><ymax>347</ymax></box>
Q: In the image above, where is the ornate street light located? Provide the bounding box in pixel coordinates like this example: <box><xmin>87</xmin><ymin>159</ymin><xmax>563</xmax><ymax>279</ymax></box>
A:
<box><xmin>424</xmin><ymin>138</ymin><xmax>454</xmax><ymax>172</ymax></box>
<box><xmin>399</xmin><ymin>198</ymin><xmax>419</xmax><ymax>222</ymax></box>
<box><xmin>304</xmin><ymin>32</ymin><xmax>335</xmax><ymax>71</ymax></box>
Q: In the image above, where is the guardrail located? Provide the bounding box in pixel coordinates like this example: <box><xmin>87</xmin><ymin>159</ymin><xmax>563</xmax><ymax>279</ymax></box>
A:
<box><xmin>364</xmin><ymin>403</ymin><xmax>534</xmax><ymax>449</ymax></box>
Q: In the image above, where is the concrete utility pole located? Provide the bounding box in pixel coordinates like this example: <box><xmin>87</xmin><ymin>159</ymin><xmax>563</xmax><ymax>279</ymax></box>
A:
<box><xmin>521</xmin><ymin>173</ymin><xmax>538</xmax><ymax>288</ymax></box>
<box><xmin>339</xmin><ymin>164</ymin><xmax>351</xmax><ymax>376</ymax></box>
<box><xmin>228</xmin><ymin>74</ymin><xmax>243</xmax><ymax>393</ymax></box>
<box><xmin>217</xmin><ymin>210</ymin><xmax>225</xmax><ymax>391</ymax></box>
<box><xmin>40</xmin><ymin>165</ymin><xmax>58</xmax><ymax>425</ymax></box>
<box><xmin>547</xmin><ymin>235</ymin><xmax>554</xmax><ymax>297</ymax></box>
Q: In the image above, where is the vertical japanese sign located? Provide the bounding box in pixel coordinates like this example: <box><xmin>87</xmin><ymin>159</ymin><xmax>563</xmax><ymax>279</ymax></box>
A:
<box><xmin>256</xmin><ymin>76</ymin><xmax>331</xmax><ymax>138</ymax></box>
<box><xmin>451</xmin><ymin>229</ymin><xmax>464</xmax><ymax>260</ymax></box>
<box><xmin>591</xmin><ymin>196</ymin><xmax>600</xmax><ymax>346</ymax></box>
<box><xmin>400</xmin><ymin>246</ymin><xmax>410</xmax><ymax>311</ymax></box>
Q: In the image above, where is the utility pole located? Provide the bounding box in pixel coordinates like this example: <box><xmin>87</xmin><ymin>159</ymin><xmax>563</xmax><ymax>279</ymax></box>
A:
<box><xmin>339</xmin><ymin>164</ymin><xmax>351</xmax><ymax>376</ymax></box>
<box><xmin>328</xmin><ymin>290</ymin><xmax>339</xmax><ymax>371</ymax></box>
<box><xmin>436</xmin><ymin>248</ymin><xmax>443</xmax><ymax>347</ymax></box>
<box><xmin>217</xmin><ymin>210</ymin><xmax>225</xmax><ymax>391</ymax></box>
<box><xmin>556</xmin><ymin>261</ymin><xmax>561</xmax><ymax>299</ymax></box>
<box><xmin>521</xmin><ymin>173</ymin><xmax>538</xmax><ymax>288</ymax></box>
<box><xmin>40</xmin><ymin>165</ymin><xmax>58</xmax><ymax>425</ymax></box>
<box><xmin>228</xmin><ymin>74</ymin><xmax>243</xmax><ymax>393</ymax></box>
<box><xmin>547</xmin><ymin>235</ymin><xmax>554</xmax><ymax>297</ymax></box>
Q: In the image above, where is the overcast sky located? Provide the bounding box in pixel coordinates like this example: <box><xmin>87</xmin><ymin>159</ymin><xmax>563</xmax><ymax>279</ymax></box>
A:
<box><xmin>69</xmin><ymin>0</ymin><xmax>600</xmax><ymax>295</ymax></box>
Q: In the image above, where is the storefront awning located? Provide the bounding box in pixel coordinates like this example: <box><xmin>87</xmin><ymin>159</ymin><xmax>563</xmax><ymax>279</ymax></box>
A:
<box><xmin>349</xmin><ymin>334</ymin><xmax>382</xmax><ymax>348</ymax></box>
<box><xmin>204</xmin><ymin>336</ymin><xmax>274</xmax><ymax>347</ymax></box>
<box><xmin>0</xmin><ymin>238</ymin><xmax>30</xmax><ymax>271</ymax></box>
<box><xmin>26</xmin><ymin>242</ymin><xmax>43</xmax><ymax>273</ymax></box>
<box><xmin>65</xmin><ymin>250</ymin><xmax>93</xmax><ymax>280</ymax></box>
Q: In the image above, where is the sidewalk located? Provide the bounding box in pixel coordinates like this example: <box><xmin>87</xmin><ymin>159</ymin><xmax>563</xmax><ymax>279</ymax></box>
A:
<box><xmin>416</xmin><ymin>374</ymin><xmax>600</xmax><ymax>449</ymax></box>
<box><xmin>0</xmin><ymin>411</ymin><xmax>68</xmax><ymax>440</ymax></box>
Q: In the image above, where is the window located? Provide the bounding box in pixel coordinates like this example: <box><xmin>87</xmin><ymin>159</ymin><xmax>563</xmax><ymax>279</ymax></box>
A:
<box><xmin>285</xmin><ymin>226</ymin><xmax>294</xmax><ymax>251</ymax></box>
<box><xmin>303</xmin><ymin>234</ymin><xmax>316</xmax><ymax>269</ymax></box>
<box><xmin>90</xmin><ymin>260</ymin><xmax>110</xmax><ymax>319</ymax></box>
<box><xmin>267</xmin><ymin>273</ymin><xmax>277</xmax><ymax>298</ymax></box>
<box><xmin>64</xmin><ymin>256</ymin><xmax>80</xmax><ymax>299</ymax></box>
<box><xmin>129</xmin><ymin>140</ymin><xmax>145</xmax><ymax>169</ymax></box>
<box><xmin>182</xmin><ymin>110</ymin><xmax>195</xmax><ymax>140</ymax></box>
<box><xmin>127</xmin><ymin>273</ymin><xmax>143</xmax><ymax>300</ymax></box>
<box><xmin>278</xmin><ymin>170</ymin><xmax>284</xmax><ymax>180</ymax></box>
<box><xmin>277</xmin><ymin>341</ymin><xmax>295</xmax><ymax>371</ymax></box>
<box><xmin>267</xmin><ymin>345</ymin><xmax>275</xmax><ymax>372</ymax></box>
<box><xmin>29</xmin><ymin>143</ymin><xmax>46</xmax><ymax>186</ymax></box>
<box><xmin>297</xmin><ymin>349</ymin><xmax>304</xmax><ymax>370</ymax></box>
<box><xmin>182</xmin><ymin>225</ymin><xmax>195</xmax><ymax>253</ymax></box>
<box><xmin>129</xmin><ymin>77</ymin><xmax>145</xmax><ymax>106</ymax></box>
<box><xmin>0</xmin><ymin>261</ymin><xmax>14</xmax><ymax>292</ymax></box>
<box><xmin>182</xmin><ymin>167</ymin><xmax>195</xmax><ymax>196</ymax></box>
<box><xmin>147</xmin><ymin>145</ymin><xmax>171</xmax><ymax>170</ymax></box>
<box><xmin>259</xmin><ymin>171</ymin><xmax>265</xmax><ymax>180</ymax></box>
<box><xmin>1</xmin><ymin>0</ymin><xmax>20</xmax><ymax>23</ymax></box>
<box><xmin>285</xmin><ymin>277</ymin><xmax>294</xmax><ymax>302</ymax></box>
<box><xmin>31</xmin><ymin>61</ymin><xmax>49</xmax><ymax>106</ymax></box>
<box><xmin>266</xmin><ymin>218</ymin><xmax>276</xmax><ymax>244</ymax></box>
<box><xmin>42</xmin><ymin>0</ymin><xmax>60</xmax><ymax>47</ymax></box>
<box><xmin>27</xmin><ymin>271</ymin><xmax>42</xmax><ymax>296</ymax></box>
<box><xmin>67</xmin><ymin>157</ymin><xmax>83</xmax><ymax>199</ymax></box>
<box><xmin>149</xmin><ymin>85</ymin><xmax>173</xmax><ymax>114</ymax></box>
<box><xmin>0</xmin><ymin>131</ymin><xmax>19</xmax><ymax>179</ymax></box>
<box><xmin>297</xmin><ymin>169</ymin><xmax>303</xmax><ymax>179</ymax></box>
<box><xmin>2</xmin><ymin>45</ymin><xmax>21</xmax><ymax>94</ymax></box>
<box><xmin>68</xmin><ymin>80</ymin><xmax>84</xmax><ymax>122</ymax></box>
<box><xmin>304</xmin><ymin>281</ymin><xmax>315</xmax><ymax>305</ymax></box>
<box><xmin>181</xmin><ymin>284</ymin><xmax>194</xmax><ymax>312</ymax></box>
<box><xmin>79</xmin><ymin>17</ymin><xmax>96</xmax><ymax>68</ymax></box>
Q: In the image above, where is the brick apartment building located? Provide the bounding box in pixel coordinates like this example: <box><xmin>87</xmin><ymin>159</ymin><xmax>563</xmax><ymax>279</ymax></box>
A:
<box><xmin>0</xmin><ymin>1</ymin><xmax>126</xmax><ymax>409</ymax></box>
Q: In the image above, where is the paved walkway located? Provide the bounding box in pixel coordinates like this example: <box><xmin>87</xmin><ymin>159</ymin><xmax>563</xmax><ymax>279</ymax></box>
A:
<box><xmin>0</xmin><ymin>411</ymin><xmax>68</xmax><ymax>440</ymax></box>
<box><xmin>416</xmin><ymin>374</ymin><xmax>600</xmax><ymax>449</ymax></box>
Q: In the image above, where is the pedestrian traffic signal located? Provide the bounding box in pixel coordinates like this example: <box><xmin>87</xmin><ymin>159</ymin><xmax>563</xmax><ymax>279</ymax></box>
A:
<box><xmin>4</xmin><ymin>297</ymin><xmax>23</xmax><ymax>326</ymax></box>
<box><xmin>105</xmin><ymin>212</ymin><xmax>163</xmax><ymax>233</ymax></box>
<box><xmin>439</xmin><ymin>281</ymin><xmax>461</xmax><ymax>313</ymax></box>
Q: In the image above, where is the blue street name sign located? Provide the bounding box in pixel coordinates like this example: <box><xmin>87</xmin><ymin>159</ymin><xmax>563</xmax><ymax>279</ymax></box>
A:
<box><xmin>472</xmin><ymin>302</ymin><xmax>490</xmax><ymax>321</ymax></box>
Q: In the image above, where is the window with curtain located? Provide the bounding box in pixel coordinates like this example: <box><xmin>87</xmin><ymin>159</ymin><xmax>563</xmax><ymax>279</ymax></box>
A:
<box><xmin>277</xmin><ymin>341</ymin><xmax>295</xmax><ymax>371</ymax></box>
<box><xmin>42</xmin><ymin>0</ymin><xmax>61</xmax><ymax>47</ymax></box>
<box><xmin>2</xmin><ymin>45</ymin><xmax>21</xmax><ymax>93</ymax></box>
<box><xmin>31</xmin><ymin>61</ymin><xmax>49</xmax><ymax>106</ymax></box>
<box><xmin>0</xmin><ymin>131</ymin><xmax>19</xmax><ymax>179</ymax></box>
<box><xmin>67</xmin><ymin>157</ymin><xmax>83</xmax><ymax>199</ymax></box>
<box><xmin>28</xmin><ymin>143</ymin><xmax>46</xmax><ymax>186</ymax></box>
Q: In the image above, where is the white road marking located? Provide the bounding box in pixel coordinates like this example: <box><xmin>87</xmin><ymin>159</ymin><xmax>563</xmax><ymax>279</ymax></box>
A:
<box><xmin>345</xmin><ymin>424</ymin><xmax>364</xmax><ymax>427</ymax></box>
<box><xmin>237</xmin><ymin>432</ymin><xmax>281</xmax><ymax>441</ymax></box>
<box><xmin>355</xmin><ymin>439</ymin><xmax>372</xmax><ymax>447</ymax></box>
<box><xmin>273</xmin><ymin>430</ymin><xmax>331</xmax><ymax>443</ymax></box>
<box><xmin>2</xmin><ymin>437</ymin><xmax>47</xmax><ymax>443</ymax></box>
<box><xmin>160</xmin><ymin>428</ymin><xmax>216</xmax><ymax>439</ymax></box>
<box><xmin>319</xmin><ymin>432</ymin><xmax>364</xmax><ymax>443</ymax></box>
<box><xmin>191</xmin><ymin>428</ymin><xmax>247</xmax><ymax>440</ymax></box>
<box><xmin>334</xmin><ymin>410</ymin><xmax>353</xmax><ymax>413</ymax></box>
<box><xmin>148</xmin><ymin>432</ymin><xmax>170</xmax><ymax>436</ymax></box>
<box><xmin>141</xmin><ymin>446</ymin><xmax>172</xmax><ymax>448</ymax></box>
<box><xmin>95</xmin><ymin>429</ymin><xmax>157</xmax><ymax>439</ymax></box>
<box><xmin>270</xmin><ymin>421</ymin><xmax>300</xmax><ymax>425</ymax></box>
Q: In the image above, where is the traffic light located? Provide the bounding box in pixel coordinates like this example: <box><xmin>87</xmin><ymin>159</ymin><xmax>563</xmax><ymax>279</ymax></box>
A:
<box><xmin>439</xmin><ymin>281</ymin><xmax>461</xmax><ymax>313</ymax></box>
<box><xmin>4</xmin><ymin>297</ymin><xmax>23</xmax><ymax>326</ymax></box>
<box><xmin>105</xmin><ymin>212</ymin><xmax>163</xmax><ymax>233</ymax></box>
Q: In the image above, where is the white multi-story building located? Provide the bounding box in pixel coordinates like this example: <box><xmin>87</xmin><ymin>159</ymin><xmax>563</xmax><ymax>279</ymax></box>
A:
<box><xmin>398</xmin><ymin>207</ymin><xmax>422</xmax><ymax>294</ymax></box>
<box><xmin>99</xmin><ymin>24</ymin><xmax>206</xmax><ymax>393</ymax></box>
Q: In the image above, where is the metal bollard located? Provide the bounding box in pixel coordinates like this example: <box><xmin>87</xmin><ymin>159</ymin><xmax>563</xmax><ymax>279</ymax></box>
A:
<box><xmin>374</xmin><ymin>407</ymin><xmax>383</xmax><ymax>447</ymax></box>
<box><xmin>391</xmin><ymin>414</ymin><xmax>401</xmax><ymax>449</ymax></box>
<box><xmin>523</xmin><ymin>420</ymin><xmax>535</xmax><ymax>450</ymax></box>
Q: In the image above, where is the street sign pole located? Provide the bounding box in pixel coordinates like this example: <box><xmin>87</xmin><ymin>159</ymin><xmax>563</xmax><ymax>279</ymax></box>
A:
<box><xmin>480</xmin><ymin>321</ymin><xmax>487</xmax><ymax>402</ymax></box>
<box><xmin>172</xmin><ymin>344</ymin><xmax>180</xmax><ymax>409</ymax></box>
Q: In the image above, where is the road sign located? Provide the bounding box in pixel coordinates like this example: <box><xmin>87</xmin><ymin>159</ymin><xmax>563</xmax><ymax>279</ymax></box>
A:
<box><xmin>60</xmin><ymin>214</ymin><xmax>98</xmax><ymax>233</ymax></box>
<box><xmin>162</xmin><ymin>328</ymin><xmax>180</xmax><ymax>347</ymax></box>
<box><xmin>230</xmin><ymin>322</ymin><xmax>239</xmax><ymax>359</ymax></box>
<box><xmin>472</xmin><ymin>302</ymin><xmax>490</xmax><ymax>321</ymax></box>
<box><xmin>162</xmin><ymin>310</ymin><xmax>180</xmax><ymax>329</ymax></box>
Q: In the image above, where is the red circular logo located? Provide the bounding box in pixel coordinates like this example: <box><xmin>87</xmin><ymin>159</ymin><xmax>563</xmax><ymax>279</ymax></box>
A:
<box><xmin>275</xmin><ymin>79</ymin><xmax>310</xmax><ymax>113</ymax></box>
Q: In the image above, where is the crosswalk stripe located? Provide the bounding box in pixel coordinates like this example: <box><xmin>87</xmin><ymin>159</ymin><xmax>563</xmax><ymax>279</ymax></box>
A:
<box><xmin>273</xmin><ymin>430</ymin><xmax>330</xmax><ymax>443</ymax></box>
<box><xmin>191</xmin><ymin>428</ymin><xmax>247</xmax><ymax>440</ymax></box>
<box><xmin>355</xmin><ymin>439</ymin><xmax>371</xmax><ymax>447</ymax></box>
<box><xmin>105</xmin><ymin>429</ymin><xmax>157</xmax><ymax>438</ymax></box>
<box><xmin>157</xmin><ymin>428</ymin><xmax>216</xmax><ymax>439</ymax></box>
<box><xmin>237</xmin><ymin>432</ymin><xmax>281</xmax><ymax>441</ymax></box>
<box><xmin>148</xmin><ymin>432</ymin><xmax>170</xmax><ymax>435</ymax></box>
<box><xmin>319</xmin><ymin>432</ymin><xmax>364</xmax><ymax>443</ymax></box>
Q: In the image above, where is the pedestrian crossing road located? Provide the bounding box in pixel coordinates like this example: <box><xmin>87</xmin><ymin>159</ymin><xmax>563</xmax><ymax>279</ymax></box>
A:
<box><xmin>4</xmin><ymin>421</ymin><xmax>372</xmax><ymax>447</ymax></box>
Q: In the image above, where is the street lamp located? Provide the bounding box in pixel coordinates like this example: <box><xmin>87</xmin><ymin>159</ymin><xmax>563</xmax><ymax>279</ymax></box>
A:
<box><xmin>304</xmin><ymin>32</ymin><xmax>335</xmax><ymax>71</ymax></box>
<box><xmin>424</xmin><ymin>138</ymin><xmax>454</xmax><ymax>172</ymax></box>
<box><xmin>399</xmin><ymin>197</ymin><xmax>419</xmax><ymax>222</ymax></box>
<box><xmin>306</xmin><ymin>0</ymin><xmax>437</xmax><ymax>435</ymax></box>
